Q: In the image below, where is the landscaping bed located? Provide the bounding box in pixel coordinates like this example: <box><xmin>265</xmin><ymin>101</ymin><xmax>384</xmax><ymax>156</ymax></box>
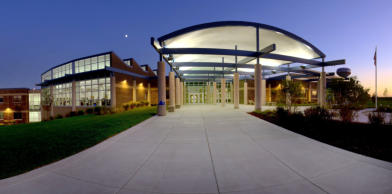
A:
<box><xmin>0</xmin><ymin>107</ymin><xmax>156</xmax><ymax>179</ymax></box>
<box><xmin>250</xmin><ymin>109</ymin><xmax>392</xmax><ymax>163</ymax></box>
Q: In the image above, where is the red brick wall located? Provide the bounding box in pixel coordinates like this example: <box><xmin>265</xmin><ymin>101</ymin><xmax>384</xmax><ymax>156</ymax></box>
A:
<box><xmin>0</xmin><ymin>88</ymin><xmax>29</xmax><ymax>124</ymax></box>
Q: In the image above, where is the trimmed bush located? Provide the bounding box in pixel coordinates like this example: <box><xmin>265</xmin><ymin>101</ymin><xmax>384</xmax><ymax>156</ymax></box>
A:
<box><xmin>77</xmin><ymin>110</ymin><xmax>85</xmax><ymax>116</ymax></box>
<box><xmin>69</xmin><ymin>111</ymin><xmax>77</xmax><ymax>117</ymax></box>
<box><xmin>123</xmin><ymin>103</ymin><xmax>130</xmax><ymax>111</ymax></box>
<box><xmin>368</xmin><ymin>112</ymin><xmax>385</xmax><ymax>125</ymax></box>
<box><xmin>276</xmin><ymin>107</ymin><xmax>289</xmax><ymax>120</ymax></box>
<box><xmin>338</xmin><ymin>106</ymin><xmax>357</xmax><ymax>123</ymax></box>
<box><xmin>377</xmin><ymin>106</ymin><xmax>392</xmax><ymax>113</ymax></box>
<box><xmin>94</xmin><ymin>107</ymin><xmax>102</xmax><ymax>115</ymax></box>
<box><xmin>86</xmin><ymin>108</ymin><xmax>94</xmax><ymax>114</ymax></box>
<box><xmin>55</xmin><ymin>114</ymin><xmax>63</xmax><ymax>119</ymax></box>
<box><xmin>304</xmin><ymin>106</ymin><xmax>332</xmax><ymax>123</ymax></box>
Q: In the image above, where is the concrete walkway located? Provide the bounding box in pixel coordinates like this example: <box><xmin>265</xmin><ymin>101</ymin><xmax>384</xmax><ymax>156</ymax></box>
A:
<box><xmin>1</xmin><ymin>105</ymin><xmax>392</xmax><ymax>194</ymax></box>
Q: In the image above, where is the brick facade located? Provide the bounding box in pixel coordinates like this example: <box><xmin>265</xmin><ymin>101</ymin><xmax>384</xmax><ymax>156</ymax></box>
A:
<box><xmin>0</xmin><ymin>88</ymin><xmax>29</xmax><ymax>125</ymax></box>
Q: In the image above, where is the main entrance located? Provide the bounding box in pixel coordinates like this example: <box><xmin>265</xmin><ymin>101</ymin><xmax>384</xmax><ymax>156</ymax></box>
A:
<box><xmin>185</xmin><ymin>81</ymin><xmax>233</xmax><ymax>104</ymax></box>
<box><xmin>188</xmin><ymin>93</ymin><xmax>204</xmax><ymax>104</ymax></box>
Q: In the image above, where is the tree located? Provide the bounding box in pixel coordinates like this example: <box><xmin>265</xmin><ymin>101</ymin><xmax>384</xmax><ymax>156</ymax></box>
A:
<box><xmin>383</xmin><ymin>88</ymin><xmax>388</xmax><ymax>97</ymax></box>
<box><xmin>328</xmin><ymin>77</ymin><xmax>370</xmax><ymax>109</ymax></box>
<box><xmin>41</xmin><ymin>87</ymin><xmax>54</xmax><ymax>117</ymax></box>
<box><xmin>281</xmin><ymin>80</ymin><xmax>303</xmax><ymax>112</ymax></box>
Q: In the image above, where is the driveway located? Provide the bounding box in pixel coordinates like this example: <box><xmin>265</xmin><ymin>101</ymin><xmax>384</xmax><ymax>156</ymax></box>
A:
<box><xmin>1</xmin><ymin>105</ymin><xmax>391</xmax><ymax>194</ymax></box>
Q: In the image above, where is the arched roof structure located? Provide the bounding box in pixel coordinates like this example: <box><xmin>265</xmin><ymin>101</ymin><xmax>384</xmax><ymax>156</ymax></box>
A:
<box><xmin>151</xmin><ymin>21</ymin><xmax>345</xmax><ymax>81</ymax></box>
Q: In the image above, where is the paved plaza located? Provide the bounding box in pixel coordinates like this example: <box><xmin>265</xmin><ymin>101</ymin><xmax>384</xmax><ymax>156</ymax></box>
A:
<box><xmin>1</xmin><ymin>105</ymin><xmax>392</xmax><ymax>194</ymax></box>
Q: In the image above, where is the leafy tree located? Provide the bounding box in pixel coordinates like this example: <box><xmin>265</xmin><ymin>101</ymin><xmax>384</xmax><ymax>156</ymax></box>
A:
<box><xmin>328</xmin><ymin>77</ymin><xmax>370</xmax><ymax>109</ymax></box>
<box><xmin>281</xmin><ymin>80</ymin><xmax>303</xmax><ymax>112</ymax></box>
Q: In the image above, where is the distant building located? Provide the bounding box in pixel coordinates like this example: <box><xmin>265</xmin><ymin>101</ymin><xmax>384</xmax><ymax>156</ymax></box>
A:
<box><xmin>38</xmin><ymin>51</ymin><xmax>158</xmax><ymax>120</ymax></box>
<box><xmin>0</xmin><ymin>88</ymin><xmax>41</xmax><ymax>125</ymax></box>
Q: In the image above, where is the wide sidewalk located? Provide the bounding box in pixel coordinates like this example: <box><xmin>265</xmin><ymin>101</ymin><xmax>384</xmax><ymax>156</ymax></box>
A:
<box><xmin>1</xmin><ymin>105</ymin><xmax>392</xmax><ymax>194</ymax></box>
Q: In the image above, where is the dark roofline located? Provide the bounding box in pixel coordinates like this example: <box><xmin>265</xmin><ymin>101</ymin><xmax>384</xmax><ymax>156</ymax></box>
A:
<box><xmin>157</xmin><ymin>21</ymin><xmax>325</xmax><ymax>58</ymax></box>
<box><xmin>0</xmin><ymin>88</ymin><xmax>30</xmax><ymax>91</ymax></box>
<box><xmin>41</xmin><ymin>51</ymin><xmax>113</xmax><ymax>76</ymax></box>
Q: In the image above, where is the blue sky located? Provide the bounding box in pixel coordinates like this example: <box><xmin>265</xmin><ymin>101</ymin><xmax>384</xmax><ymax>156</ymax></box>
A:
<box><xmin>0</xmin><ymin>0</ymin><xmax>391</xmax><ymax>95</ymax></box>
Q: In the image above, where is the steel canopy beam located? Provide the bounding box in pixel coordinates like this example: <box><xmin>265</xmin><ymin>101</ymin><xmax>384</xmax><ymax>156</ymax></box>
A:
<box><xmin>172</xmin><ymin>62</ymin><xmax>255</xmax><ymax>69</ymax></box>
<box><xmin>160</xmin><ymin>44</ymin><xmax>276</xmax><ymax>58</ymax></box>
<box><xmin>180</xmin><ymin>70</ymin><xmax>253</xmax><ymax>75</ymax></box>
<box><xmin>160</xmin><ymin>48</ymin><xmax>325</xmax><ymax>65</ymax></box>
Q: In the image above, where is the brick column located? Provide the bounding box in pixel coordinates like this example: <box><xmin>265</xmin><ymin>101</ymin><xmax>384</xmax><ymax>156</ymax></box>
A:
<box><xmin>133</xmin><ymin>80</ymin><xmax>136</xmax><ymax>103</ymax></box>
<box><xmin>157</xmin><ymin>61</ymin><xmax>166</xmax><ymax>116</ymax></box>
<box><xmin>244</xmin><ymin>81</ymin><xmax>248</xmax><ymax>105</ymax></box>
<box><xmin>180</xmin><ymin>81</ymin><xmax>184</xmax><ymax>106</ymax></box>
<box><xmin>168</xmin><ymin>71</ymin><xmax>175</xmax><ymax>112</ymax></box>
<box><xmin>308</xmin><ymin>82</ymin><xmax>312</xmax><ymax>102</ymax></box>
<box><xmin>213</xmin><ymin>82</ymin><xmax>217</xmax><ymax>104</ymax></box>
<box><xmin>221</xmin><ymin>78</ymin><xmax>226</xmax><ymax>107</ymax></box>
<box><xmin>254</xmin><ymin>63</ymin><xmax>262</xmax><ymax>111</ymax></box>
<box><xmin>175</xmin><ymin>77</ymin><xmax>180</xmax><ymax>109</ymax></box>
<box><xmin>268</xmin><ymin>83</ymin><xmax>272</xmax><ymax>102</ymax></box>
<box><xmin>234</xmin><ymin>73</ymin><xmax>239</xmax><ymax>109</ymax></box>
<box><xmin>147</xmin><ymin>82</ymin><xmax>151</xmax><ymax>106</ymax></box>
<box><xmin>261</xmin><ymin>79</ymin><xmax>266</xmax><ymax>106</ymax></box>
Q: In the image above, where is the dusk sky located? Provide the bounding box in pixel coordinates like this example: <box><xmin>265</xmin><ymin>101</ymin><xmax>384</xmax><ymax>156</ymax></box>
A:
<box><xmin>1</xmin><ymin>0</ymin><xmax>391</xmax><ymax>96</ymax></box>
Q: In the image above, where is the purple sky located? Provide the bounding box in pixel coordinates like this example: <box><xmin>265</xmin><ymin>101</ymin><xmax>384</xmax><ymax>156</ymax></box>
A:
<box><xmin>0</xmin><ymin>0</ymin><xmax>391</xmax><ymax>96</ymax></box>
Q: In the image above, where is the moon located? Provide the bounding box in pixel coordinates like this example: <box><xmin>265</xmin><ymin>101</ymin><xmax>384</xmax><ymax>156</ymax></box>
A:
<box><xmin>124</xmin><ymin>34</ymin><xmax>128</xmax><ymax>38</ymax></box>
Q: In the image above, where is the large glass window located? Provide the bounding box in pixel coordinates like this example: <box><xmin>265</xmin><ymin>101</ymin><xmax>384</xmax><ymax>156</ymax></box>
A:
<box><xmin>75</xmin><ymin>54</ymin><xmax>110</xmax><ymax>74</ymax></box>
<box><xmin>53</xmin><ymin>63</ymin><xmax>72</xmax><ymax>79</ymax></box>
<box><xmin>76</xmin><ymin>77</ymin><xmax>111</xmax><ymax>106</ymax></box>
<box><xmin>41</xmin><ymin>71</ymin><xmax>52</xmax><ymax>82</ymax></box>
<box><xmin>53</xmin><ymin>83</ymin><xmax>72</xmax><ymax>106</ymax></box>
<box><xmin>0</xmin><ymin>97</ymin><xmax>3</xmax><ymax>103</ymax></box>
<box><xmin>29</xmin><ymin>93</ymin><xmax>41</xmax><ymax>111</ymax></box>
<box><xmin>29</xmin><ymin>112</ymin><xmax>41</xmax><ymax>122</ymax></box>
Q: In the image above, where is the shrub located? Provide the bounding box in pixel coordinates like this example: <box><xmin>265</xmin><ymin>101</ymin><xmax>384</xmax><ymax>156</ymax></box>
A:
<box><xmin>338</xmin><ymin>106</ymin><xmax>357</xmax><ymax>123</ymax></box>
<box><xmin>86</xmin><ymin>108</ymin><xmax>94</xmax><ymax>114</ymax></box>
<box><xmin>377</xmin><ymin>106</ymin><xmax>392</xmax><ymax>113</ymax></box>
<box><xmin>130</xmin><ymin>102</ymin><xmax>135</xmax><ymax>109</ymax></box>
<box><xmin>368</xmin><ymin>112</ymin><xmax>385</xmax><ymax>125</ymax></box>
<box><xmin>276</xmin><ymin>107</ymin><xmax>289</xmax><ymax>120</ymax></box>
<box><xmin>288</xmin><ymin>111</ymin><xmax>305</xmax><ymax>125</ymax></box>
<box><xmin>101</xmin><ymin>106</ymin><xmax>111</xmax><ymax>115</ymax></box>
<box><xmin>49</xmin><ymin>116</ymin><xmax>54</xmax><ymax>121</ymax></box>
<box><xmin>77</xmin><ymin>110</ymin><xmax>84</xmax><ymax>116</ymax></box>
<box><xmin>55</xmin><ymin>114</ymin><xmax>63</xmax><ymax>119</ymax></box>
<box><xmin>69</xmin><ymin>111</ymin><xmax>77</xmax><ymax>117</ymax></box>
<box><xmin>304</xmin><ymin>106</ymin><xmax>332</xmax><ymax>123</ymax></box>
<box><xmin>123</xmin><ymin>103</ymin><xmax>130</xmax><ymax>111</ymax></box>
<box><xmin>94</xmin><ymin>107</ymin><xmax>102</xmax><ymax>115</ymax></box>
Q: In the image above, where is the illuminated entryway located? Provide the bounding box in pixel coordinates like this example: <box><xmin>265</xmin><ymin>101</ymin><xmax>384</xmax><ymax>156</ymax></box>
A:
<box><xmin>185</xmin><ymin>81</ymin><xmax>234</xmax><ymax>104</ymax></box>
<box><xmin>151</xmin><ymin>21</ymin><xmax>345</xmax><ymax>116</ymax></box>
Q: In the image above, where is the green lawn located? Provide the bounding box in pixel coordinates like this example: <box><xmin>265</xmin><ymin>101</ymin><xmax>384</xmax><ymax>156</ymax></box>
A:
<box><xmin>0</xmin><ymin>107</ymin><xmax>156</xmax><ymax>179</ymax></box>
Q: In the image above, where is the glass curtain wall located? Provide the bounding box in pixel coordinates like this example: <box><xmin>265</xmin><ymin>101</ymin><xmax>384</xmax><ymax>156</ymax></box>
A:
<box><xmin>76</xmin><ymin>77</ymin><xmax>111</xmax><ymax>106</ymax></box>
<box><xmin>29</xmin><ymin>93</ymin><xmax>41</xmax><ymax>122</ymax></box>
<box><xmin>53</xmin><ymin>83</ymin><xmax>72</xmax><ymax>106</ymax></box>
<box><xmin>75</xmin><ymin>54</ymin><xmax>110</xmax><ymax>74</ymax></box>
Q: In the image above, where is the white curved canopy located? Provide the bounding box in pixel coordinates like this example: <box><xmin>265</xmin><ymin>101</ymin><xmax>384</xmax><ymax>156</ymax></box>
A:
<box><xmin>152</xmin><ymin>21</ymin><xmax>343</xmax><ymax>81</ymax></box>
